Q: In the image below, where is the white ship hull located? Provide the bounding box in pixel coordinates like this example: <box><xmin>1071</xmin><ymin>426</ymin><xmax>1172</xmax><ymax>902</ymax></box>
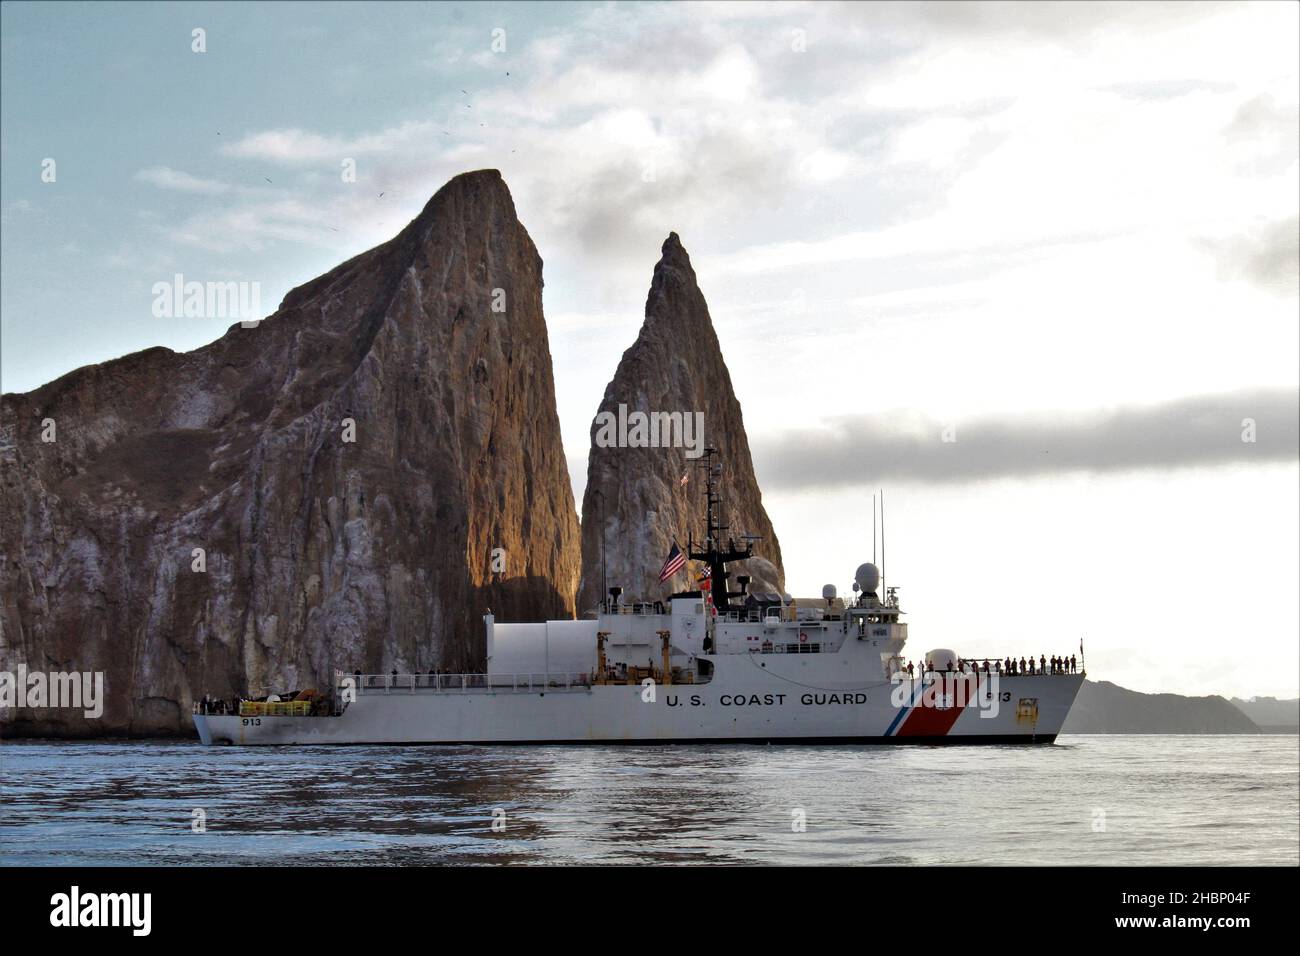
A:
<box><xmin>195</xmin><ymin>646</ymin><xmax>1083</xmax><ymax>746</ymax></box>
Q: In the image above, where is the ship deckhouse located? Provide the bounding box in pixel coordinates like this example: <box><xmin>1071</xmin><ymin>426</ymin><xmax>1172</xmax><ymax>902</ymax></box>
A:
<box><xmin>488</xmin><ymin>447</ymin><xmax>908</xmax><ymax>688</ymax></box>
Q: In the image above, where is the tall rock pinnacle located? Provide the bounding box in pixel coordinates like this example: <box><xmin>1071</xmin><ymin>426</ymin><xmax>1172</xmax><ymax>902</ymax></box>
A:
<box><xmin>578</xmin><ymin>233</ymin><xmax>784</xmax><ymax>613</ymax></box>
<box><xmin>0</xmin><ymin>169</ymin><xmax>581</xmax><ymax>736</ymax></box>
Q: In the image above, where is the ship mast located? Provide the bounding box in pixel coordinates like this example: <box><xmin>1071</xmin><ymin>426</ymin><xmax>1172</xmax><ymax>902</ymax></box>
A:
<box><xmin>686</xmin><ymin>447</ymin><xmax>754</xmax><ymax>614</ymax></box>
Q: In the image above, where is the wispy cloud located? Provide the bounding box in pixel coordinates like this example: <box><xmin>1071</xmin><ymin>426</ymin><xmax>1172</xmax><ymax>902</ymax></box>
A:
<box><xmin>133</xmin><ymin>166</ymin><xmax>230</xmax><ymax>195</ymax></box>
<box><xmin>220</xmin><ymin>121</ymin><xmax>438</xmax><ymax>164</ymax></box>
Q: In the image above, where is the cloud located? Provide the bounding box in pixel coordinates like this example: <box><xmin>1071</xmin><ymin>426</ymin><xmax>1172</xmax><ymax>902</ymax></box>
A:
<box><xmin>1204</xmin><ymin>216</ymin><xmax>1300</xmax><ymax>295</ymax></box>
<box><xmin>865</xmin><ymin>0</ymin><xmax>1230</xmax><ymax>41</ymax></box>
<box><xmin>1102</xmin><ymin>79</ymin><xmax>1236</xmax><ymax>101</ymax></box>
<box><xmin>163</xmin><ymin>198</ymin><xmax>339</xmax><ymax>254</ymax></box>
<box><xmin>0</xmin><ymin>199</ymin><xmax>36</xmax><ymax>224</ymax></box>
<box><xmin>1221</xmin><ymin>92</ymin><xmax>1300</xmax><ymax>178</ymax></box>
<box><xmin>134</xmin><ymin>166</ymin><xmax>230</xmax><ymax>195</ymax></box>
<box><xmin>155</xmin><ymin>0</ymin><xmax>1293</xmax><ymax>302</ymax></box>
<box><xmin>196</xmin><ymin>38</ymin><xmax>858</xmax><ymax>293</ymax></box>
<box><xmin>753</xmin><ymin>389</ymin><xmax>1300</xmax><ymax>489</ymax></box>
<box><xmin>1224</xmin><ymin>92</ymin><xmax>1298</xmax><ymax>143</ymax></box>
<box><xmin>220</xmin><ymin>122</ymin><xmax>438</xmax><ymax>164</ymax></box>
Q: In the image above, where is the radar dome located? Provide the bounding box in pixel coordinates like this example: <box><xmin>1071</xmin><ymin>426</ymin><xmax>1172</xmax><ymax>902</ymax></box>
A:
<box><xmin>927</xmin><ymin>649</ymin><xmax>959</xmax><ymax>672</ymax></box>
<box><xmin>822</xmin><ymin>584</ymin><xmax>837</xmax><ymax>602</ymax></box>
<box><xmin>854</xmin><ymin>563</ymin><xmax>880</xmax><ymax>595</ymax></box>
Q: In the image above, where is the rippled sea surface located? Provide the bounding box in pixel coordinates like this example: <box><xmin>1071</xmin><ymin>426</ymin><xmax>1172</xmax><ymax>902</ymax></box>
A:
<box><xmin>1</xmin><ymin>735</ymin><xmax>1296</xmax><ymax>866</ymax></box>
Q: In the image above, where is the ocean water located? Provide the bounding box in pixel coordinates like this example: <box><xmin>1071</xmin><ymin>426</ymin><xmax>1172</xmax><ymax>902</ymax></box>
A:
<box><xmin>0</xmin><ymin>735</ymin><xmax>1295</xmax><ymax>866</ymax></box>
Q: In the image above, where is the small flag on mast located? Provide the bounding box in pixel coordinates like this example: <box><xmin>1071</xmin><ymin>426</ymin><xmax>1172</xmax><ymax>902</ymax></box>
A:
<box><xmin>658</xmin><ymin>541</ymin><xmax>686</xmax><ymax>583</ymax></box>
<box><xmin>680</xmin><ymin>472</ymin><xmax>689</xmax><ymax>486</ymax></box>
<box><xmin>697</xmin><ymin>565</ymin><xmax>712</xmax><ymax>591</ymax></box>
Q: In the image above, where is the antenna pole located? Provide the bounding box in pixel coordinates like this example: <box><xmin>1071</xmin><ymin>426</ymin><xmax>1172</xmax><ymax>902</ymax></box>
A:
<box><xmin>880</xmin><ymin>489</ymin><xmax>886</xmax><ymax>599</ymax></box>
<box><xmin>872</xmin><ymin>493</ymin><xmax>877</xmax><ymax>565</ymax></box>
<box><xmin>687</xmin><ymin>447</ymin><xmax>749</xmax><ymax>614</ymax></box>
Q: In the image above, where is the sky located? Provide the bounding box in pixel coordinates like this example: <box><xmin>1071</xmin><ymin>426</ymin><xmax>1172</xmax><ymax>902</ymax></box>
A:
<box><xmin>2</xmin><ymin>1</ymin><xmax>1297</xmax><ymax>698</ymax></box>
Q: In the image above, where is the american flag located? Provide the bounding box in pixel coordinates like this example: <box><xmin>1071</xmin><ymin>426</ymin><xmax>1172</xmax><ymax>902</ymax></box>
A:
<box><xmin>658</xmin><ymin>541</ymin><xmax>686</xmax><ymax>583</ymax></box>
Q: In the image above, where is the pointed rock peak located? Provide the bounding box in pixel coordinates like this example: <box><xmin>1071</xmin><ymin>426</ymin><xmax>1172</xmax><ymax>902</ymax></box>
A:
<box><xmin>642</xmin><ymin>231</ymin><xmax>713</xmax><ymax>341</ymax></box>
<box><xmin>281</xmin><ymin>168</ymin><xmax>530</xmax><ymax>314</ymax></box>
<box><xmin>412</xmin><ymin>167</ymin><xmax>513</xmax><ymax>224</ymax></box>
<box><xmin>577</xmin><ymin>229</ymin><xmax>784</xmax><ymax>613</ymax></box>
<box><xmin>656</xmin><ymin>231</ymin><xmax>693</xmax><ymax>271</ymax></box>
<box><xmin>455</xmin><ymin>167</ymin><xmax>504</xmax><ymax>183</ymax></box>
<box><xmin>434</xmin><ymin>167</ymin><xmax>506</xmax><ymax>198</ymax></box>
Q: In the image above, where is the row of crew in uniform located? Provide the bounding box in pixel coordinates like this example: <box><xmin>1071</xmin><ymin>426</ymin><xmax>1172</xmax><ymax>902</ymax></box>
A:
<box><xmin>905</xmin><ymin>654</ymin><xmax>1079</xmax><ymax>676</ymax></box>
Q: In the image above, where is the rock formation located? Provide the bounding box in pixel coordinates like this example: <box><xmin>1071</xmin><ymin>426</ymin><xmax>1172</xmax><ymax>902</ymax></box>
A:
<box><xmin>1062</xmin><ymin>680</ymin><xmax>1261</xmax><ymax>734</ymax></box>
<box><xmin>1230</xmin><ymin>696</ymin><xmax>1300</xmax><ymax>733</ymax></box>
<box><xmin>577</xmin><ymin>233</ymin><xmax>783</xmax><ymax>614</ymax></box>
<box><xmin>0</xmin><ymin>169</ymin><xmax>581</xmax><ymax>737</ymax></box>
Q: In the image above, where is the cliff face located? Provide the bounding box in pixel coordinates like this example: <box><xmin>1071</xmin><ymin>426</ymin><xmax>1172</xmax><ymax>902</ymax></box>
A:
<box><xmin>0</xmin><ymin>169</ymin><xmax>581</xmax><ymax>737</ymax></box>
<box><xmin>577</xmin><ymin>234</ymin><xmax>783</xmax><ymax>614</ymax></box>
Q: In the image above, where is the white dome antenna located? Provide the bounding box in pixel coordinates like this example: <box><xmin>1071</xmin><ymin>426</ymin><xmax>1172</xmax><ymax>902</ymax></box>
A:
<box><xmin>855</xmin><ymin>563</ymin><xmax>880</xmax><ymax>596</ymax></box>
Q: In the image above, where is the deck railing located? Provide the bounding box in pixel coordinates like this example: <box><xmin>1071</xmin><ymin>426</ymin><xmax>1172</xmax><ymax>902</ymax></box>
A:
<box><xmin>605</xmin><ymin>602</ymin><xmax>666</xmax><ymax>616</ymax></box>
<box><xmin>342</xmin><ymin>672</ymin><xmax>593</xmax><ymax>694</ymax></box>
